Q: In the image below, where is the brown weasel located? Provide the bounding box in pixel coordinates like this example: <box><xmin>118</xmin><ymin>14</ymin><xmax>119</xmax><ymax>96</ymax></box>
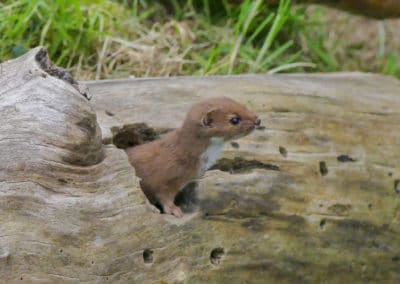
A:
<box><xmin>126</xmin><ymin>97</ymin><xmax>260</xmax><ymax>217</ymax></box>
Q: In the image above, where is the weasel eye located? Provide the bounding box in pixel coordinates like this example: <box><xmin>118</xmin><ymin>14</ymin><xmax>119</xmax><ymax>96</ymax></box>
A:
<box><xmin>230</xmin><ymin>117</ymin><xmax>241</xmax><ymax>125</ymax></box>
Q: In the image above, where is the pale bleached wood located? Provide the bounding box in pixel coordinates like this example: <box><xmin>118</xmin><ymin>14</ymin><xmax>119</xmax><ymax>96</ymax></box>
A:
<box><xmin>89</xmin><ymin>73</ymin><xmax>400</xmax><ymax>282</ymax></box>
<box><xmin>1</xmin><ymin>47</ymin><xmax>399</xmax><ymax>283</ymax></box>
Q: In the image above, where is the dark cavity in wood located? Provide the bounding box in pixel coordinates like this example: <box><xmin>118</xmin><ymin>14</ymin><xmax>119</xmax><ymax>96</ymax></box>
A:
<box><xmin>337</xmin><ymin>155</ymin><xmax>357</xmax><ymax>162</ymax></box>
<box><xmin>319</xmin><ymin>161</ymin><xmax>328</xmax><ymax>176</ymax></box>
<box><xmin>210</xmin><ymin>247</ymin><xmax>224</xmax><ymax>265</ymax></box>
<box><xmin>110</xmin><ymin>123</ymin><xmax>170</xmax><ymax>149</ymax></box>
<box><xmin>230</xmin><ymin>141</ymin><xmax>240</xmax><ymax>149</ymax></box>
<box><xmin>394</xmin><ymin>179</ymin><xmax>400</xmax><ymax>194</ymax></box>
<box><xmin>279</xmin><ymin>146</ymin><xmax>288</xmax><ymax>158</ymax></box>
<box><xmin>174</xmin><ymin>182</ymin><xmax>199</xmax><ymax>213</ymax></box>
<box><xmin>210</xmin><ymin>157</ymin><xmax>280</xmax><ymax>174</ymax></box>
<box><xmin>143</xmin><ymin>248</ymin><xmax>153</xmax><ymax>264</ymax></box>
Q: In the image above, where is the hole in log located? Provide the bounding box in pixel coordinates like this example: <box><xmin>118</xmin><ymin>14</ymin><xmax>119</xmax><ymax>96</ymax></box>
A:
<box><xmin>394</xmin><ymin>179</ymin><xmax>400</xmax><ymax>194</ymax></box>
<box><xmin>174</xmin><ymin>182</ymin><xmax>199</xmax><ymax>213</ymax></box>
<box><xmin>58</xmin><ymin>178</ymin><xmax>67</xmax><ymax>184</ymax></box>
<box><xmin>319</xmin><ymin>219</ymin><xmax>326</xmax><ymax>229</ymax></box>
<box><xmin>143</xmin><ymin>248</ymin><xmax>154</xmax><ymax>264</ymax></box>
<box><xmin>337</xmin><ymin>155</ymin><xmax>356</xmax><ymax>162</ymax></box>
<box><xmin>110</xmin><ymin>123</ymin><xmax>171</xmax><ymax>149</ymax></box>
<box><xmin>203</xmin><ymin>212</ymin><xmax>210</xmax><ymax>220</ymax></box>
<box><xmin>210</xmin><ymin>247</ymin><xmax>224</xmax><ymax>265</ymax></box>
<box><xmin>210</xmin><ymin>157</ymin><xmax>279</xmax><ymax>174</ymax></box>
<box><xmin>319</xmin><ymin>161</ymin><xmax>328</xmax><ymax>176</ymax></box>
<box><xmin>230</xmin><ymin>141</ymin><xmax>239</xmax><ymax>149</ymax></box>
<box><xmin>105</xmin><ymin>110</ymin><xmax>115</xmax><ymax>117</ymax></box>
<box><xmin>279</xmin><ymin>146</ymin><xmax>287</xmax><ymax>158</ymax></box>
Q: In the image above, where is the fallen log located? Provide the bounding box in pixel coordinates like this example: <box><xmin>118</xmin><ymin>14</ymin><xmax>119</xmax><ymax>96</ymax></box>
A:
<box><xmin>1</xmin><ymin>47</ymin><xmax>399</xmax><ymax>283</ymax></box>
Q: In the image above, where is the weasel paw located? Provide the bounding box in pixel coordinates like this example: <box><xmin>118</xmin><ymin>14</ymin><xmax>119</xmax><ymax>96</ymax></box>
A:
<box><xmin>163</xmin><ymin>204</ymin><xmax>183</xmax><ymax>218</ymax></box>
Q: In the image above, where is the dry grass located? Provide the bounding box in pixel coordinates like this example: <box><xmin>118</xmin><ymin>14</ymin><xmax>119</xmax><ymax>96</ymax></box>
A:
<box><xmin>77</xmin><ymin>4</ymin><xmax>400</xmax><ymax>80</ymax></box>
<box><xmin>91</xmin><ymin>21</ymin><xmax>196</xmax><ymax>80</ymax></box>
<box><xmin>76</xmin><ymin>0</ymin><xmax>307</xmax><ymax>79</ymax></box>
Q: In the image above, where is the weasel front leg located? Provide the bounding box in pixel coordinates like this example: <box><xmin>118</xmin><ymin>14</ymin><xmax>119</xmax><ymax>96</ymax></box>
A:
<box><xmin>157</xmin><ymin>191</ymin><xmax>183</xmax><ymax>218</ymax></box>
<box><xmin>162</xmin><ymin>202</ymin><xmax>183</xmax><ymax>218</ymax></box>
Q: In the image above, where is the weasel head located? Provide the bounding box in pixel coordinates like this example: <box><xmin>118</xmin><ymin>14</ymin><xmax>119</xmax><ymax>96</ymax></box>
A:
<box><xmin>183</xmin><ymin>97</ymin><xmax>260</xmax><ymax>141</ymax></box>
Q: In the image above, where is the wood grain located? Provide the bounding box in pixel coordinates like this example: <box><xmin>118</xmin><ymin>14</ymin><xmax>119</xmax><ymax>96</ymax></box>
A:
<box><xmin>1</xmin><ymin>47</ymin><xmax>399</xmax><ymax>283</ymax></box>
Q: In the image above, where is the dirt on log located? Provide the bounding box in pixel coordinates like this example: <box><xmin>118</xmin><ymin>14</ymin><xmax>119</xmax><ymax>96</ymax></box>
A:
<box><xmin>1</xmin><ymin>47</ymin><xmax>400</xmax><ymax>283</ymax></box>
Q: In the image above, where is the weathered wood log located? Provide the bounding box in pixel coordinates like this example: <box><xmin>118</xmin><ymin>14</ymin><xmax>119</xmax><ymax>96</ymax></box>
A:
<box><xmin>1</xmin><ymin>47</ymin><xmax>400</xmax><ymax>283</ymax></box>
<box><xmin>0</xmin><ymin>47</ymin><xmax>167</xmax><ymax>283</ymax></box>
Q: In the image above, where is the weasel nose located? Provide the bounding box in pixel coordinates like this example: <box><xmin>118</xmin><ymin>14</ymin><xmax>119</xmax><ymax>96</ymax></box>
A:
<box><xmin>254</xmin><ymin>118</ymin><xmax>261</xmax><ymax>126</ymax></box>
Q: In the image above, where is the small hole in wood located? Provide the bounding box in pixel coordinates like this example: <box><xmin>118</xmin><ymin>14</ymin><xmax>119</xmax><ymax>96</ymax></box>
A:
<box><xmin>319</xmin><ymin>161</ymin><xmax>328</xmax><ymax>176</ymax></box>
<box><xmin>230</xmin><ymin>141</ymin><xmax>239</xmax><ymax>149</ymax></box>
<box><xmin>105</xmin><ymin>110</ymin><xmax>115</xmax><ymax>116</ymax></box>
<box><xmin>279</xmin><ymin>146</ymin><xmax>287</xmax><ymax>158</ymax></box>
<box><xmin>337</xmin><ymin>155</ymin><xmax>356</xmax><ymax>162</ymax></box>
<box><xmin>143</xmin><ymin>248</ymin><xmax>153</xmax><ymax>264</ymax></box>
<box><xmin>210</xmin><ymin>247</ymin><xmax>224</xmax><ymax>265</ymax></box>
<box><xmin>319</xmin><ymin>219</ymin><xmax>326</xmax><ymax>229</ymax></box>
<box><xmin>394</xmin><ymin>179</ymin><xmax>400</xmax><ymax>194</ymax></box>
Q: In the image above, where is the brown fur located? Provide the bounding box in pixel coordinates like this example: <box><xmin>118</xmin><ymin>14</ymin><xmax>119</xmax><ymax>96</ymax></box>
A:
<box><xmin>126</xmin><ymin>97</ymin><xmax>260</xmax><ymax>217</ymax></box>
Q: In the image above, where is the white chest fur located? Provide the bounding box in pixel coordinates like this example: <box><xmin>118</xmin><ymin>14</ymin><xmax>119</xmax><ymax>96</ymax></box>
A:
<box><xmin>198</xmin><ymin>137</ymin><xmax>225</xmax><ymax>177</ymax></box>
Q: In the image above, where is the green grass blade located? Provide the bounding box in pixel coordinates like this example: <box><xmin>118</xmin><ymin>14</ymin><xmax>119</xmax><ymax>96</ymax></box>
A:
<box><xmin>255</xmin><ymin>0</ymin><xmax>291</xmax><ymax>69</ymax></box>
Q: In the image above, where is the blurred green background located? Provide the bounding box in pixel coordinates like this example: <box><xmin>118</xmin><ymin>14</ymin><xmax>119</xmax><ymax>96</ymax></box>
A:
<box><xmin>1</xmin><ymin>0</ymin><xmax>399</xmax><ymax>79</ymax></box>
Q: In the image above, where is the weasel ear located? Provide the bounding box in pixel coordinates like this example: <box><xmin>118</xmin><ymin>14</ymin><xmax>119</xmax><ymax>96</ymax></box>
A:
<box><xmin>201</xmin><ymin>108</ymin><xmax>218</xmax><ymax>127</ymax></box>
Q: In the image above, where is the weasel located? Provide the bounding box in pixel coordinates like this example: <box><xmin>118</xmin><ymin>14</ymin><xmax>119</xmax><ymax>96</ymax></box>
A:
<box><xmin>126</xmin><ymin>97</ymin><xmax>260</xmax><ymax>217</ymax></box>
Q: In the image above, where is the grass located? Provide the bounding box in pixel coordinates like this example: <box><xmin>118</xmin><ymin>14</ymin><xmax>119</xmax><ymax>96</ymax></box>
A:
<box><xmin>0</xmin><ymin>0</ymin><xmax>399</xmax><ymax>79</ymax></box>
<box><xmin>294</xmin><ymin>5</ymin><xmax>400</xmax><ymax>77</ymax></box>
<box><xmin>0</xmin><ymin>0</ymin><xmax>122</xmax><ymax>78</ymax></box>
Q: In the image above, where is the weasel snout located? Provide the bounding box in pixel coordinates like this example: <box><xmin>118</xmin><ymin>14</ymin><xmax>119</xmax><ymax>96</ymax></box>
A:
<box><xmin>254</xmin><ymin>117</ymin><xmax>261</xmax><ymax>126</ymax></box>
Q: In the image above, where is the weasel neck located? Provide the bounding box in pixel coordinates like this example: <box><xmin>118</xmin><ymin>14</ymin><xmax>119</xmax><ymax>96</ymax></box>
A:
<box><xmin>174</xmin><ymin>127</ymin><xmax>211</xmax><ymax>159</ymax></box>
<box><xmin>173</xmin><ymin>126</ymin><xmax>226</xmax><ymax>177</ymax></box>
<box><xmin>198</xmin><ymin>137</ymin><xmax>225</xmax><ymax>175</ymax></box>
